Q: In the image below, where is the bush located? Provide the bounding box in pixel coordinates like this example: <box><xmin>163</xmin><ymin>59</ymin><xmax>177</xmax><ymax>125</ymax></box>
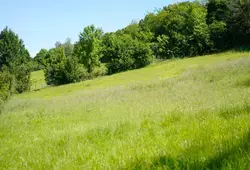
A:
<box><xmin>133</xmin><ymin>41</ymin><xmax>154</xmax><ymax>68</ymax></box>
<box><xmin>89</xmin><ymin>64</ymin><xmax>108</xmax><ymax>78</ymax></box>
<box><xmin>44</xmin><ymin>48</ymin><xmax>68</xmax><ymax>85</ymax></box>
<box><xmin>64</xmin><ymin>57</ymin><xmax>88</xmax><ymax>83</ymax></box>
<box><xmin>44</xmin><ymin>48</ymin><xmax>88</xmax><ymax>85</ymax></box>
<box><xmin>209</xmin><ymin>21</ymin><xmax>228</xmax><ymax>51</ymax></box>
<box><xmin>13</xmin><ymin>64</ymin><xmax>31</xmax><ymax>93</ymax></box>
<box><xmin>102</xmin><ymin>33</ymin><xmax>154</xmax><ymax>74</ymax></box>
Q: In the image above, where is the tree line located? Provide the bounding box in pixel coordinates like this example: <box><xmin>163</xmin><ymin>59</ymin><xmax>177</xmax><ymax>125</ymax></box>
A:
<box><xmin>1</xmin><ymin>0</ymin><xmax>250</xmax><ymax>111</ymax></box>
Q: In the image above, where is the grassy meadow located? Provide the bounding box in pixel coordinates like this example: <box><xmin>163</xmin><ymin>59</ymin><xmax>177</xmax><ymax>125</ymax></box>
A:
<box><xmin>30</xmin><ymin>70</ymin><xmax>46</xmax><ymax>91</ymax></box>
<box><xmin>1</xmin><ymin>51</ymin><xmax>250</xmax><ymax>169</ymax></box>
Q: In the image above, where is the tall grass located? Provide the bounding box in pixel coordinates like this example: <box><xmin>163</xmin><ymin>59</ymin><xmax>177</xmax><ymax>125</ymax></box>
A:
<box><xmin>0</xmin><ymin>52</ymin><xmax>250</xmax><ymax>169</ymax></box>
<box><xmin>30</xmin><ymin>70</ymin><xmax>47</xmax><ymax>91</ymax></box>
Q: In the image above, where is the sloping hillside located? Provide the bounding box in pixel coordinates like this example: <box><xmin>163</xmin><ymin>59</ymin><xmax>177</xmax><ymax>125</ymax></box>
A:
<box><xmin>1</xmin><ymin>52</ymin><xmax>250</xmax><ymax>169</ymax></box>
<box><xmin>24</xmin><ymin>51</ymin><xmax>248</xmax><ymax>98</ymax></box>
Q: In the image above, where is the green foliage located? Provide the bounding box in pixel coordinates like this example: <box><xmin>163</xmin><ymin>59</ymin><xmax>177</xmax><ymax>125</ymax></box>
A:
<box><xmin>0</xmin><ymin>67</ymin><xmax>12</xmax><ymax>112</ymax></box>
<box><xmin>0</xmin><ymin>27</ymin><xmax>22</xmax><ymax>68</ymax></box>
<box><xmin>28</xmin><ymin>60</ymin><xmax>43</xmax><ymax>72</ymax></box>
<box><xmin>34</xmin><ymin>49</ymin><xmax>48</xmax><ymax>69</ymax></box>
<box><xmin>132</xmin><ymin>39</ymin><xmax>154</xmax><ymax>68</ymax></box>
<box><xmin>27</xmin><ymin>0</ymin><xmax>250</xmax><ymax>87</ymax></box>
<box><xmin>139</xmin><ymin>12</ymin><xmax>159</xmax><ymax>34</ymax></box>
<box><xmin>34</xmin><ymin>38</ymin><xmax>75</xmax><ymax>74</ymax></box>
<box><xmin>55</xmin><ymin>38</ymin><xmax>74</xmax><ymax>57</ymax></box>
<box><xmin>227</xmin><ymin>0</ymin><xmax>250</xmax><ymax>46</ymax></box>
<box><xmin>156</xmin><ymin>34</ymin><xmax>172</xmax><ymax>58</ymax></box>
<box><xmin>118</xmin><ymin>21</ymin><xmax>154</xmax><ymax>43</ymax></box>
<box><xmin>0</xmin><ymin>27</ymin><xmax>31</xmax><ymax>94</ymax></box>
<box><xmin>206</xmin><ymin>0</ymin><xmax>231</xmax><ymax>50</ymax></box>
<box><xmin>41</xmin><ymin>29</ymin><xmax>107</xmax><ymax>86</ymax></box>
<box><xmin>206</xmin><ymin>0</ymin><xmax>250</xmax><ymax>49</ymax></box>
<box><xmin>44</xmin><ymin>47</ymin><xmax>87</xmax><ymax>86</ymax></box>
<box><xmin>44</xmin><ymin>47</ymin><xmax>68</xmax><ymax>85</ymax></box>
<box><xmin>209</xmin><ymin>21</ymin><xmax>227</xmax><ymax>50</ymax></box>
<box><xmin>63</xmin><ymin>56</ymin><xmax>88</xmax><ymax>83</ymax></box>
<box><xmin>155</xmin><ymin>2</ymin><xmax>212</xmax><ymax>58</ymax></box>
<box><xmin>13</xmin><ymin>64</ymin><xmax>31</xmax><ymax>93</ymax></box>
<box><xmin>89</xmin><ymin>64</ymin><xmax>108</xmax><ymax>78</ymax></box>
<box><xmin>206</xmin><ymin>0</ymin><xmax>230</xmax><ymax>25</ymax></box>
<box><xmin>0</xmin><ymin>27</ymin><xmax>31</xmax><ymax>69</ymax></box>
<box><xmin>102</xmin><ymin>33</ymin><xmax>154</xmax><ymax>74</ymax></box>
<box><xmin>74</xmin><ymin>25</ymin><xmax>103</xmax><ymax>73</ymax></box>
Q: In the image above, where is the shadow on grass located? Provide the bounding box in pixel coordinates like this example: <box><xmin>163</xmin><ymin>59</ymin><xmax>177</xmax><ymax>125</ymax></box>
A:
<box><xmin>128</xmin><ymin>131</ymin><xmax>250</xmax><ymax>170</ymax></box>
<box><xmin>219</xmin><ymin>104</ymin><xmax>250</xmax><ymax>119</ymax></box>
<box><xmin>202</xmin><ymin>131</ymin><xmax>250</xmax><ymax>170</ymax></box>
<box><xmin>238</xmin><ymin>78</ymin><xmax>250</xmax><ymax>87</ymax></box>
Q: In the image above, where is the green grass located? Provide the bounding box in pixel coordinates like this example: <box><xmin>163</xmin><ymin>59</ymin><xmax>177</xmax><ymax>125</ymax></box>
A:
<box><xmin>30</xmin><ymin>70</ymin><xmax>46</xmax><ymax>91</ymax></box>
<box><xmin>1</xmin><ymin>51</ymin><xmax>250</xmax><ymax>169</ymax></box>
<box><xmin>25</xmin><ymin>51</ymin><xmax>247</xmax><ymax>98</ymax></box>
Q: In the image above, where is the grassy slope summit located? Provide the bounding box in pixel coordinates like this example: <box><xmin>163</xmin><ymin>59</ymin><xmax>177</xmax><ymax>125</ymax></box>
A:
<box><xmin>1</xmin><ymin>52</ymin><xmax>250</xmax><ymax>169</ymax></box>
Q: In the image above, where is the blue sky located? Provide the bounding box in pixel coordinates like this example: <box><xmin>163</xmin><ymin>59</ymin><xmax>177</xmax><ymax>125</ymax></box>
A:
<box><xmin>0</xmin><ymin>0</ymin><xmax>176</xmax><ymax>57</ymax></box>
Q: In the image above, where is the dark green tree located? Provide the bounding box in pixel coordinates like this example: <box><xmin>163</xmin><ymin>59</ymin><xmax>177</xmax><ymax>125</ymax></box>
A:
<box><xmin>206</xmin><ymin>0</ymin><xmax>250</xmax><ymax>49</ymax></box>
<box><xmin>227</xmin><ymin>0</ymin><xmax>250</xmax><ymax>46</ymax></box>
<box><xmin>0</xmin><ymin>66</ymin><xmax>12</xmax><ymax>112</ymax></box>
<box><xmin>0</xmin><ymin>27</ymin><xmax>31</xmax><ymax>93</ymax></box>
<box><xmin>206</xmin><ymin>0</ymin><xmax>230</xmax><ymax>50</ymax></box>
<box><xmin>34</xmin><ymin>49</ymin><xmax>48</xmax><ymax>68</ymax></box>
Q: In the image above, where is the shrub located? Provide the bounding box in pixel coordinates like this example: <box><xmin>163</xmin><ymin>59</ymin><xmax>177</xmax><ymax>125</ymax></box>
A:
<box><xmin>13</xmin><ymin>64</ymin><xmax>31</xmax><ymax>93</ymax></box>
<box><xmin>44</xmin><ymin>48</ymin><xmax>88</xmax><ymax>85</ymax></box>
<box><xmin>102</xmin><ymin>33</ymin><xmax>154</xmax><ymax>74</ymax></box>
<box><xmin>89</xmin><ymin>64</ymin><xmax>108</xmax><ymax>78</ymax></box>
<box><xmin>64</xmin><ymin>57</ymin><xmax>88</xmax><ymax>83</ymax></box>
<box><xmin>44</xmin><ymin>48</ymin><xmax>67</xmax><ymax>85</ymax></box>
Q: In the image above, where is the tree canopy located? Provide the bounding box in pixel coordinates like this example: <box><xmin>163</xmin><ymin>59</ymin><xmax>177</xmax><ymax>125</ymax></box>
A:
<box><xmin>0</xmin><ymin>27</ymin><xmax>31</xmax><ymax>111</ymax></box>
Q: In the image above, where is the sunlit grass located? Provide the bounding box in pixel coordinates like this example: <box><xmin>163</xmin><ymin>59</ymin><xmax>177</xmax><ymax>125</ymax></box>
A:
<box><xmin>0</xmin><ymin>51</ymin><xmax>250</xmax><ymax>169</ymax></box>
<box><xmin>30</xmin><ymin>70</ymin><xmax>46</xmax><ymax>91</ymax></box>
<box><xmin>24</xmin><ymin>51</ymin><xmax>248</xmax><ymax>98</ymax></box>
